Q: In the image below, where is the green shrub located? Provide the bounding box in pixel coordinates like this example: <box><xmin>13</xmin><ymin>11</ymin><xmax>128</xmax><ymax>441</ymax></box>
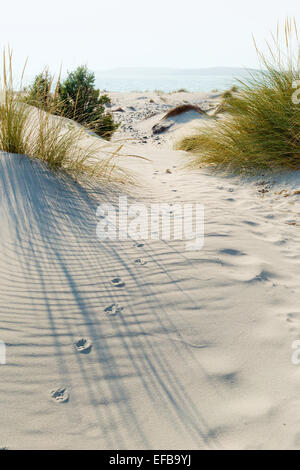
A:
<box><xmin>25</xmin><ymin>66</ymin><xmax>118</xmax><ymax>140</ymax></box>
<box><xmin>24</xmin><ymin>71</ymin><xmax>53</xmax><ymax>109</ymax></box>
<box><xmin>59</xmin><ymin>66</ymin><xmax>118</xmax><ymax>139</ymax></box>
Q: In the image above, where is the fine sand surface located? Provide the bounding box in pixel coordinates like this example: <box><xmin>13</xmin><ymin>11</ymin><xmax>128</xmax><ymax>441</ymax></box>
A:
<box><xmin>1</xmin><ymin>91</ymin><xmax>300</xmax><ymax>450</ymax></box>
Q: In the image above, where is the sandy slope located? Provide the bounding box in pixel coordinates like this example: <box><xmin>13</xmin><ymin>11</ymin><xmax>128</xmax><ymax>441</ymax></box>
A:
<box><xmin>1</xmin><ymin>92</ymin><xmax>300</xmax><ymax>450</ymax></box>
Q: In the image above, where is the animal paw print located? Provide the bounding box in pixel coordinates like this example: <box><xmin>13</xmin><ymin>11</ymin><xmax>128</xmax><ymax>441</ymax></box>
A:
<box><xmin>75</xmin><ymin>338</ymin><xmax>92</xmax><ymax>354</ymax></box>
<box><xmin>104</xmin><ymin>304</ymin><xmax>124</xmax><ymax>316</ymax></box>
<box><xmin>50</xmin><ymin>387</ymin><xmax>69</xmax><ymax>404</ymax></box>
<box><xmin>111</xmin><ymin>277</ymin><xmax>125</xmax><ymax>288</ymax></box>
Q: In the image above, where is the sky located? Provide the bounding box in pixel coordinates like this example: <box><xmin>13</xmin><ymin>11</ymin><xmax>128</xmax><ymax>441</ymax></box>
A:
<box><xmin>0</xmin><ymin>0</ymin><xmax>299</xmax><ymax>76</ymax></box>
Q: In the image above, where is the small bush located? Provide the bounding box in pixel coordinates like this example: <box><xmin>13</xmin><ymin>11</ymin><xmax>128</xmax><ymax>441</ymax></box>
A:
<box><xmin>25</xmin><ymin>66</ymin><xmax>119</xmax><ymax>140</ymax></box>
<box><xmin>178</xmin><ymin>19</ymin><xmax>300</xmax><ymax>172</ymax></box>
<box><xmin>24</xmin><ymin>71</ymin><xmax>54</xmax><ymax>109</ymax></box>
<box><xmin>221</xmin><ymin>90</ymin><xmax>233</xmax><ymax>99</ymax></box>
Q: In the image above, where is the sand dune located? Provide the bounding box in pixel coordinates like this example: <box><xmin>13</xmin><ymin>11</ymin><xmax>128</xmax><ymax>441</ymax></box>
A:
<box><xmin>1</xmin><ymin>92</ymin><xmax>300</xmax><ymax>449</ymax></box>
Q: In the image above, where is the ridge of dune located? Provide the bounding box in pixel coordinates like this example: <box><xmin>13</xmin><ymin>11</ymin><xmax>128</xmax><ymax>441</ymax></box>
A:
<box><xmin>2</xmin><ymin>91</ymin><xmax>300</xmax><ymax>450</ymax></box>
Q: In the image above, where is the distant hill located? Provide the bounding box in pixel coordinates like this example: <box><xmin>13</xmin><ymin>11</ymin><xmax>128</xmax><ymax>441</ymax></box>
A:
<box><xmin>97</xmin><ymin>67</ymin><xmax>257</xmax><ymax>76</ymax></box>
<box><xmin>91</xmin><ymin>67</ymin><xmax>259</xmax><ymax>92</ymax></box>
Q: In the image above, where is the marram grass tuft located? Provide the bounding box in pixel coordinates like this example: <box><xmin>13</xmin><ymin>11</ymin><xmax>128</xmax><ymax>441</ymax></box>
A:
<box><xmin>178</xmin><ymin>19</ymin><xmax>300</xmax><ymax>172</ymax></box>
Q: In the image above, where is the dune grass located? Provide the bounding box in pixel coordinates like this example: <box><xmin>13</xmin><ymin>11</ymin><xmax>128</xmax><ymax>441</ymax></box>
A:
<box><xmin>0</xmin><ymin>49</ymin><xmax>131</xmax><ymax>183</ymax></box>
<box><xmin>0</xmin><ymin>51</ymin><xmax>30</xmax><ymax>155</ymax></box>
<box><xmin>221</xmin><ymin>86</ymin><xmax>239</xmax><ymax>100</ymax></box>
<box><xmin>178</xmin><ymin>19</ymin><xmax>300</xmax><ymax>172</ymax></box>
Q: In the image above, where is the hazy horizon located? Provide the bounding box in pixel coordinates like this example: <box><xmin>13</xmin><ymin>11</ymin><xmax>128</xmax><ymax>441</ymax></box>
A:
<box><xmin>21</xmin><ymin>66</ymin><xmax>254</xmax><ymax>93</ymax></box>
<box><xmin>0</xmin><ymin>0</ymin><xmax>299</xmax><ymax>77</ymax></box>
<box><xmin>95</xmin><ymin>66</ymin><xmax>257</xmax><ymax>73</ymax></box>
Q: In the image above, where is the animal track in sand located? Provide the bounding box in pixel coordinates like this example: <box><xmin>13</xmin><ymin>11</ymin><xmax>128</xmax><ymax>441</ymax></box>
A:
<box><xmin>215</xmin><ymin>371</ymin><xmax>239</xmax><ymax>386</ymax></box>
<box><xmin>50</xmin><ymin>387</ymin><xmax>69</xmax><ymax>404</ymax></box>
<box><xmin>75</xmin><ymin>338</ymin><xmax>92</xmax><ymax>354</ymax></box>
<box><xmin>104</xmin><ymin>303</ymin><xmax>124</xmax><ymax>316</ymax></box>
<box><xmin>111</xmin><ymin>277</ymin><xmax>125</xmax><ymax>288</ymax></box>
<box><xmin>135</xmin><ymin>258</ymin><xmax>148</xmax><ymax>266</ymax></box>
